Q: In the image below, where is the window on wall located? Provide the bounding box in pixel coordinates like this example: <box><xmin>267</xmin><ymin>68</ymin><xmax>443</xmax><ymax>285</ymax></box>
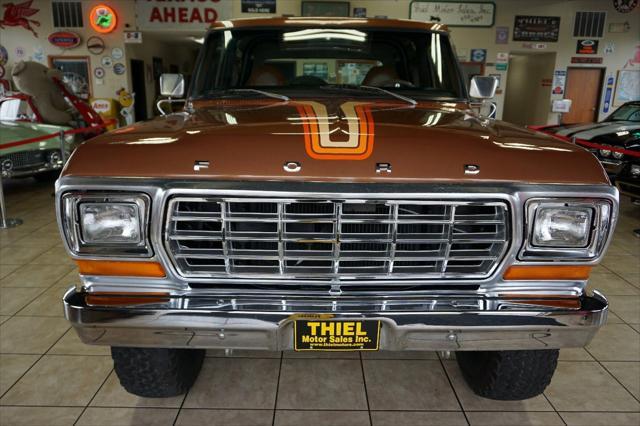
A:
<box><xmin>573</xmin><ymin>11</ymin><xmax>606</xmax><ymax>38</ymax></box>
<box><xmin>52</xmin><ymin>1</ymin><xmax>84</xmax><ymax>28</ymax></box>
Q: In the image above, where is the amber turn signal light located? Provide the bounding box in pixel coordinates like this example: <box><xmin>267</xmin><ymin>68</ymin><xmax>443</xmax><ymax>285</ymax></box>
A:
<box><xmin>76</xmin><ymin>260</ymin><xmax>166</xmax><ymax>278</ymax></box>
<box><xmin>503</xmin><ymin>265</ymin><xmax>592</xmax><ymax>281</ymax></box>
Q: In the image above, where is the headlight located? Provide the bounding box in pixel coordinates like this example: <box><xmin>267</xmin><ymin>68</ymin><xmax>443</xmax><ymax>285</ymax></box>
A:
<box><xmin>61</xmin><ymin>192</ymin><xmax>152</xmax><ymax>256</ymax></box>
<box><xmin>599</xmin><ymin>148</ymin><xmax>611</xmax><ymax>157</ymax></box>
<box><xmin>631</xmin><ymin>164</ymin><xmax>640</xmax><ymax>177</ymax></box>
<box><xmin>612</xmin><ymin>150</ymin><xmax>624</xmax><ymax>160</ymax></box>
<box><xmin>522</xmin><ymin>199</ymin><xmax>613</xmax><ymax>261</ymax></box>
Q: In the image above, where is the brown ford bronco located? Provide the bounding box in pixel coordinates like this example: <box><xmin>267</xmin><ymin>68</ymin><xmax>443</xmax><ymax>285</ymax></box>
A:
<box><xmin>57</xmin><ymin>18</ymin><xmax>618</xmax><ymax>400</ymax></box>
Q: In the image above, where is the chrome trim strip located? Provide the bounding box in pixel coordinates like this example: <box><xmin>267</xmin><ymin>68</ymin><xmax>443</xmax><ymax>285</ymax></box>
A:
<box><xmin>64</xmin><ymin>287</ymin><xmax>608</xmax><ymax>351</ymax></box>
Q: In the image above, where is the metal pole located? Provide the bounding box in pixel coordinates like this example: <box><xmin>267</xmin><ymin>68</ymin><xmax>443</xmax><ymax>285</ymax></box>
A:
<box><xmin>59</xmin><ymin>130</ymin><xmax>67</xmax><ymax>164</ymax></box>
<box><xmin>0</xmin><ymin>174</ymin><xmax>22</xmax><ymax>229</ymax></box>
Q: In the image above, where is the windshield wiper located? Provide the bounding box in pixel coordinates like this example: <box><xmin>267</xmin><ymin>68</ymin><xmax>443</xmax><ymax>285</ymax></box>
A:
<box><xmin>332</xmin><ymin>84</ymin><xmax>417</xmax><ymax>107</ymax></box>
<box><xmin>222</xmin><ymin>88</ymin><xmax>290</xmax><ymax>102</ymax></box>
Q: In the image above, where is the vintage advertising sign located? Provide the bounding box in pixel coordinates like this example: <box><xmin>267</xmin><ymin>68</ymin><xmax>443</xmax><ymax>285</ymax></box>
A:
<box><xmin>513</xmin><ymin>15</ymin><xmax>560</xmax><ymax>42</ymax></box>
<box><xmin>241</xmin><ymin>0</ymin><xmax>276</xmax><ymax>13</ymax></box>
<box><xmin>410</xmin><ymin>1</ymin><xmax>495</xmax><ymax>27</ymax></box>
<box><xmin>124</xmin><ymin>31</ymin><xmax>143</xmax><ymax>44</ymax></box>
<box><xmin>552</xmin><ymin>70</ymin><xmax>566</xmax><ymax>95</ymax></box>
<box><xmin>603</xmin><ymin>75</ymin><xmax>614</xmax><ymax>113</ymax></box>
<box><xmin>294</xmin><ymin>319</ymin><xmax>381</xmax><ymax>351</ymax></box>
<box><xmin>571</xmin><ymin>57</ymin><xmax>603</xmax><ymax>64</ymax></box>
<box><xmin>495</xmin><ymin>26</ymin><xmax>509</xmax><ymax>44</ymax></box>
<box><xmin>576</xmin><ymin>39</ymin><xmax>598</xmax><ymax>54</ymax></box>
<box><xmin>135</xmin><ymin>0</ymin><xmax>231</xmax><ymax>30</ymax></box>
<box><xmin>48</xmin><ymin>31</ymin><xmax>81</xmax><ymax>49</ymax></box>
<box><xmin>87</xmin><ymin>36</ymin><xmax>105</xmax><ymax>54</ymax></box>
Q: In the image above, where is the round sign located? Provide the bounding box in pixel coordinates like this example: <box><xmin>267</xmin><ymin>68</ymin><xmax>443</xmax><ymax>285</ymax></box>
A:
<box><xmin>113</xmin><ymin>63</ymin><xmax>125</xmax><ymax>75</ymax></box>
<box><xmin>48</xmin><ymin>31</ymin><xmax>81</xmax><ymax>49</ymax></box>
<box><xmin>94</xmin><ymin>67</ymin><xmax>105</xmax><ymax>79</ymax></box>
<box><xmin>90</xmin><ymin>4</ymin><xmax>118</xmax><ymax>34</ymax></box>
<box><xmin>0</xmin><ymin>64</ymin><xmax>5</xmax><ymax>79</ymax></box>
<box><xmin>101</xmin><ymin>56</ymin><xmax>113</xmax><ymax>67</ymax></box>
<box><xmin>613</xmin><ymin>0</ymin><xmax>638</xmax><ymax>13</ymax></box>
<box><xmin>111</xmin><ymin>47</ymin><xmax>123</xmax><ymax>60</ymax></box>
<box><xmin>0</xmin><ymin>45</ymin><xmax>8</xmax><ymax>66</ymax></box>
<box><xmin>87</xmin><ymin>36</ymin><xmax>105</xmax><ymax>55</ymax></box>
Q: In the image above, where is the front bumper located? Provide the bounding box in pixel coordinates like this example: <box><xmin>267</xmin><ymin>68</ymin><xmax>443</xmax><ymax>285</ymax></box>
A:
<box><xmin>64</xmin><ymin>288</ymin><xmax>608</xmax><ymax>351</ymax></box>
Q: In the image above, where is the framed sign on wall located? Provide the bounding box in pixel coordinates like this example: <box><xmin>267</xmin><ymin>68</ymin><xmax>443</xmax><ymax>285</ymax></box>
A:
<box><xmin>48</xmin><ymin>56</ymin><xmax>91</xmax><ymax>99</ymax></box>
<box><xmin>301</xmin><ymin>1</ymin><xmax>350</xmax><ymax>17</ymax></box>
<box><xmin>513</xmin><ymin>15</ymin><xmax>560</xmax><ymax>42</ymax></box>
<box><xmin>613</xmin><ymin>69</ymin><xmax>640</xmax><ymax>106</ymax></box>
<box><xmin>409</xmin><ymin>1</ymin><xmax>495</xmax><ymax>27</ymax></box>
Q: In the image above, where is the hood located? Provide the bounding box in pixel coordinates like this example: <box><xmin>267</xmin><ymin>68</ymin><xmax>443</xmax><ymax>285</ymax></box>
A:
<box><xmin>553</xmin><ymin>121</ymin><xmax>640</xmax><ymax>141</ymax></box>
<box><xmin>63</xmin><ymin>98</ymin><xmax>609</xmax><ymax>185</ymax></box>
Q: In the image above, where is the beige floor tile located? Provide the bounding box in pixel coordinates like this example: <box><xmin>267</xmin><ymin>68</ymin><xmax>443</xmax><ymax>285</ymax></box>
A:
<box><xmin>0</xmin><ymin>264</ymin><xmax>21</xmax><ymax>279</ymax></box>
<box><xmin>559</xmin><ymin>412</ymin><xmax>640</xmax><ymax>426</ymax></box>
<box><xmin>545</xmin><ymin>361</ymin><xmax>640</xmax><ymax>411</ymax></box>
<box><xmin>608</xmin><ymin>295</ymin><xmax>640</xmax><ymax>323</ymax></box>
<box><xmin>606</xmin><ymin>311</ymin><xmax>625</xmax><ymax>324</ymax></box>
<box><xmin>370</xmin><ymin>411</ymin><xmax>467</xmax><ymax>426</ymax></box>
<box><xmin>0</xmin><ymin>354</ymin><xmax>39</xmax><ymax>394</ymax></box>
<box><xmin>0</xmin><ymin>316</ymin><xmax>69</xmax><ymax>354</ymax></box>
<box><xmin>0</xmin><ymin>406</ymin><xmax>82</xmax><ymax>426</ymax></box>
<box><xmin>0</xmin><ymin>315</ymin><xmax>10</xmax><ymax>325</ymax></box>
<box><xmin>275</xmin><ymin>410</ymin><xmax>370</xmax><ymax>426</ymax></box>
<box><xmin>76</xmin><ymin>407</ymin><xmax>178</xmax><ymax>426</ymax></box>
<box><xmin>364</xmin><ymin>360</ymin><xmax>459</xmax><ymax>411</ymax></box>
<box><xmin>602</xmin><ymin>361</ymin><xmax>640</xmax><ymax>399</ymax></box>
<box><xmin>0</xmin><ymin>245</ymin><xmax>48</xmax><ymax>265</ymax></box>
<box><xmin>0</xmin><ymin>286</ymin><xmax>44</xmax><ymax>316</ymax></box>
<box><xmin>0</xmin><ymin>355</ymin><xmax>112</xmax><ymax>406</ymax></box>
<box><xmin>91</xmin><ymin>371</ymin><xmax>184</xmax><ymax>408</ymax></box>
<box><xmin>28</xmin><ymin>246</ymin><xmax>75</xmax><ymax>266</ymax></box>
<box><xmin>466</xmin><ymin>411</ymin><xmax>564</xmax><ymax>426</ymax></box>
<box><xmin>442</xmin><ymin>360</ymin><xmax>552</xmax><ymax>411</ymax></box>
<box><xmin>558</xmin><ymin>347</ymin><xmax>594</xmax><ymax>361</ymax></box>
<box><xmin>620</xmin><ymin>272</ymin><xmax>640</xmax><ymax>286</ymax></box>
<box><xmin>176</xmin><ymin>409</ymin><xmax>273</xmax><ymax>426</ymax></box>
<box><xmin>54</xmin><ymin>268</ymin><xmax>82</xmax><ymax>287</ymax></box>
<box><xmin>277</xmin><ymin>358</ymin><xmax>367</xmax><ymax>410</ymax></box>
<box><xmin>0</xmin><ymin>263</ymin><xmax>74</xmax><ymax>288</ymax></box>
<box><xmin>11</xmin><ymin>233</ymin><xmax>61</xmax><ymax>250</ymax></box>
<box><xmin>184</xmin><ymin>358</ymin><xmax>279</xmax><ymax>409</ymax></box>
<box><xmin>586</xmin><ymin>323</ymin><xmax>640</xmax><ymax>361</ymax></box>
<box><xmin>587</xmin><ymin>272</ymin><xmax>640</xmax><ymax>295</ymax></box>
<box><xmin>16</xmin><ymin>285</ymin><xmax>68</xmax><ymax>316</ymax></box>
<box><xmin>48</xmin><ymin>329</ymin><xmax>111</xmax><ymax>356</ymax></box>
<box><xmin>630</xmin><ymin>323</ymin><xmax>640</xmax><ymax>332</ymax></box>
<box><xmin>602</xmin><ymin>254</ymin><xmax>640</xmax><ymax>275</ymax></box>
<box><xmin>361</xmin><ymin>350</ymin><xmax>439</xmax><ymax>360</ymax></box>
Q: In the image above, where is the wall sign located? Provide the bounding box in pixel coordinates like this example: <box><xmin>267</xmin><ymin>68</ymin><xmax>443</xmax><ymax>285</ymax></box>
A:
<box><xmin>241</xmin><ymin>0</ymin><xmax>276</xmax><ymax>13</ymax></box>
<box><xmin>48</xmin><ymin>31</ymin><xmax>81</xmax><ymax>49</ymax></box>
<box><xmin>552</xmin><ymin>70</ymin><xmax>566</xmax><ymax>95</ymax></box>
<box><xmin>603</xmin><ymin>75</ymin><xmax>614</xmax><ymax>113</ymax></box>
<box><xmin>94</xmin><ymin>67</ymin><xmax>105</xmax><ymax>79</ymax></box>
<box><xmin>0</xmin><ymin>1</ymin><xmax>40</xmax><ymax>37</ymax></box>
<box><xmin>495</xmin><ymin>26</ymin><xmax>509</xmax><ymax>44</ymax></box>
<box><xmin>90</xmin><ymin>4</ymin><xmax>117</xmax><ymax>34</ymax></box>
<box><xmin>111</xmin><ymin>48</ymin><xmax>123</xmax><ymax>60</ymax></box>
<box><xmin>571</xmin><ymin>57</ymin><xmax>603</xmax><ymax>64</ymax></box>
<box><xmin>353</xmin><ymin>7</ymin><xmax>367</xmax><ymax>17</ymax></box>
<box><xmin>113</xmin><ymin>63</ymin><xmax>125</xmax><ymax>75</ymax></box>
<box><xmin>470</xmin><ymin>49</ymin><xmax>487</xmax><ymax>63</ymax></box>
<box><xmin>101</xmin><ymin>56</ymin><xmax>113</xmax><ymax>67</ymax></box>
<box><xmin>613</xmin><ymin>0</ymin><xmax>638</xmax><ymax>13</ymax></box>
<box><xmin>0</xmin><ymin>45</ymin><xmax>8</xmax><ymax>65</ymax></box>
<box><xmin>513</xmin><ymin>16</ymin><xmax>560</xmax><ymax>42</ymax></box>
<box><xmin>87</xmin><ymin>36</ymin><xmax>105</xmax><ymax>55</ymax></box>
<box><xmin>613</xmin><ymin>69</ymin><xmax>640</xmax><ymax>106</ymax></box>
<box><xmin>136</xmin><ymin>0</ymin><xmax>231</xmax><ymax>30</ymax></box>
<box><xmin>409</xmin><ymin>1</ymin><xmax>495</xmax><ymax>27</ymax></box>
<box><xmin>15</xmin><ymin>46</ymin><xmax>25</xmax><ymax>59</ymax></box>
<box><xmin>124</xmin><ymin>31</ymin><xmax>143</xmax><ymax>44</ymax></box>
<box><xmin>0</xmin><ymin>64</ymin><xmax>5</xmax><ymax>79</ymax></box>
<box><xmin>576</xmin><ymin>39</ymin><xmax>598</xmax><ymax>54</ymax></box>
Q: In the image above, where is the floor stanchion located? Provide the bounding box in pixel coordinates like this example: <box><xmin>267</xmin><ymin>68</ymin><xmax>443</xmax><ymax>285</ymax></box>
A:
<box><xmin>0</xmin><ymin>175</ymin><xmax>22</xmax><ymax>229</ymax></box>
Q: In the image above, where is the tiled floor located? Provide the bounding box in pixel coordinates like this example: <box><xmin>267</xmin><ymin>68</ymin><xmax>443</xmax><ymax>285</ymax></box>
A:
<box><xmin>0</xmin><ymin>179</ymin><xmax>639</xmax><ymax>426</ymax></box>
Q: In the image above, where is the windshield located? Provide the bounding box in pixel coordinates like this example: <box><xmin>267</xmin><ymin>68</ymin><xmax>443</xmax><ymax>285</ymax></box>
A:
<box><xmin>191</xmin><ymin>27</ymin><xmax>464</xmax><ymax>100</ymax></box>
<box><xmin>607</xmin><ymin>103</ymin><xmax>640</xmax><ymax>122</ymax></box>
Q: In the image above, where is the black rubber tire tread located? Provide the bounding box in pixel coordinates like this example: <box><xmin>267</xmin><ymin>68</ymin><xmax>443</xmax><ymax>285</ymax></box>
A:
<box><xmin>456</xmin><ymin>349</ymin><xmax>559</xmax><ymax>400</ymax></box>
<box><xmin>111</xmin><ymin>347</ymin><xmax>205</xmax><ymax>397</ymax></box>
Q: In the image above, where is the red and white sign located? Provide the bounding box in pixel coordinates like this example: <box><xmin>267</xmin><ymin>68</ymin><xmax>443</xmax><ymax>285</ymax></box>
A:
<box><xmin>91</xmin><ymin>99</ymin><xmax>111</xmax><ymax>113</ymax></box>
<box><xmin>48</xmin><ymin>31</ymin><xmax>81</xmax><ymax>49</ymax></box>
<box><xmin>135</xmin><ymin>0</ymin><xmax>231</xmax><ymax>30</ymax></box>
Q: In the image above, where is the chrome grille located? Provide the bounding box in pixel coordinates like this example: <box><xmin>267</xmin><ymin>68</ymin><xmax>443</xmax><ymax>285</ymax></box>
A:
<box><xmin>165</xmin><ymin>197</ymin><xmax>509</xmax><ymax>279</ymax></box>
<box><xmin>1</xmin><ymin>150</ymin><xmax>46</xmax><ymax>169</ymax></box>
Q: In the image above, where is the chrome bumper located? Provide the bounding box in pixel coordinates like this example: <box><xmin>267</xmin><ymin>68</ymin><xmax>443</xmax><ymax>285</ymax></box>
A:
<box><xmin>63</xmin><ymin>288</ymin><xmax>608</xmax><ymax>351</ymax></box>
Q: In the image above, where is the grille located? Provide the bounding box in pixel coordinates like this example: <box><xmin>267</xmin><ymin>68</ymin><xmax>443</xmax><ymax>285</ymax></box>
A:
<box><xmin>2</xmin><ymin>150</ymin><xmax>46</xmax><ymax>169</ymax></box>
<box><xmin>165</xmin><ymin>197</ymin><xmax>509</xmax><ymax>279</ymax></box>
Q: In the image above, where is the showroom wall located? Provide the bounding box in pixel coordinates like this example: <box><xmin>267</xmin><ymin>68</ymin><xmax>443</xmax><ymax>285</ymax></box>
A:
<box><xmin>0</xmin><ymin>0</ymin><xmax>638</xmax><ymax>124</ymax></box>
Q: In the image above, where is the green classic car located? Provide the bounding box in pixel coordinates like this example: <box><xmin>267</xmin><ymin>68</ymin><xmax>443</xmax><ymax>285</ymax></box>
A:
<box><xmin>0</xmin><ymin>95</ymin><xmax>75</xmax><ymax>180</ymax></box>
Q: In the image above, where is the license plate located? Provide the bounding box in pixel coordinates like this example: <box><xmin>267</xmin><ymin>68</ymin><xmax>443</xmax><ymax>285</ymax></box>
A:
<box><xmin>294</xmin><ymin>319</ymin><xmax>380</xmax><ymax>351</ymax></box>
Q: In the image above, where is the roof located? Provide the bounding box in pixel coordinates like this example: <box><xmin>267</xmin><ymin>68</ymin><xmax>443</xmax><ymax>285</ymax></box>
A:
<box><xmin>209</xmin><ymin>17</ymin><xmax>448</xmax><ymax>32</ymax></box>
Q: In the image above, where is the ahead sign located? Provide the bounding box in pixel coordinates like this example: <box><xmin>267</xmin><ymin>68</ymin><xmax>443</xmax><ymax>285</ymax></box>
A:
<box><xmin>135</xmin><ymin>0</ymin><xmax>231</xmax><ymax>31</ymax></box>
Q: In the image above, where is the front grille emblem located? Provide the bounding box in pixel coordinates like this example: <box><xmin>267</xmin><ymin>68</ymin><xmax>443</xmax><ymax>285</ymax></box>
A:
<box><xmin>194</xmin><ymin>160</ymin><xmax>210</xmax><ymax>171</ymax></box>
<box><xmin>464</xmin><ymin>164</ymin><xmax>480</xmax><ymax>175</ymax></box>
<box><xmin>376</xmin><ymin>163</ymin><xmax>392</xmax><ymax>174</ymax></box>
<box><xmin>283</xmin><ymin>161</ymin><xmax>302</xmax><ymax>172</ymax></box>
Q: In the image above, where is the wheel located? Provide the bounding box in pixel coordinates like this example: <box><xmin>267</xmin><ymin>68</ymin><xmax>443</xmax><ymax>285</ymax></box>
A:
<box><xmin>33</xmin><ymin>170</ymin><xmax>60</xmax><ymax>182</ymax></box>
<box><xmin>111</xmin><ymin>347</ymin><xmax>205</xmax><ymax>397</ymax></box>
<box><xmin>456</xmin><ymin>349</ymin><xmax>559</xmax><ymax>400</ymax></box>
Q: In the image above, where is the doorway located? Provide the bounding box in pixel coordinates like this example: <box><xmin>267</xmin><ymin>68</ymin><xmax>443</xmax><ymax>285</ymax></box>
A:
<box><xmin>562</xmin><ymin>67</ymin><xmax>604</xmax><ymax>124</ymax></box>
<box><xmin>503</xmin><ymin>52</ymin><xmax>556</xmax><ymax>126</ymax></box>
<box><xmin>130</xmin><ymin>59</ymin><xmax>148</xmax><ymax>122</ymax></box>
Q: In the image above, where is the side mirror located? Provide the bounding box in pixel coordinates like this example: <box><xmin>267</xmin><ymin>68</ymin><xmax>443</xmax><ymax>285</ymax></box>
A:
<box><xmin>160</xmin><ymin>73</ymin><xmax>185</xmax><ymax>97</ymax></box>
<box><xmin>470</xmin><ymin>76</ymin><xmax>498</xmax><ymax>100</ymax></box>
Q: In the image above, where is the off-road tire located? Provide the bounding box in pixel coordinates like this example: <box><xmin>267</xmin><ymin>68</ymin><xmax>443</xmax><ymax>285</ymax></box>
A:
<box><xmin>456</xmin><ymin>349</ymin><xmax>559</xmax><ymax>400</ymax></box>
<box><xmin>111</xmin><ymin>347</ymin><xmax>205</xmax><ymax>397</ymax></box>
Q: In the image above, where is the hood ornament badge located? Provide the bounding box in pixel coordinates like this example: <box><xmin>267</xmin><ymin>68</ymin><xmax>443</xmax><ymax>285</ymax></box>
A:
<box><xmin>283</xmin><ymin>161</ymin><xmax>302</xmax><ymax>173</ymax></box>
<box><xmin>194</xmin><ymin>160</ymin><xmax>210</xmax><ymax>171</ymax></box>
<box><xmin>376</xmin><ymin>163</ymin><xmax>392</xmax><ymax>174</ymax></box>
<box><xmin>464</xmin><ymin>164</ymin><xmax>480</xmax><ymax>175</ymax></box>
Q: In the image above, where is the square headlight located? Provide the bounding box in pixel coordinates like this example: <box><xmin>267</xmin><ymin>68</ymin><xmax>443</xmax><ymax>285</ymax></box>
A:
<box><xmin>521</xmin><ymin>199</ymin><xmax>613</xmax><ymax>261</ymax></box>
<box><xmin>61</xmin><ymin>192</ymin><xmax>152</xmax><ymax>257</ymax></box>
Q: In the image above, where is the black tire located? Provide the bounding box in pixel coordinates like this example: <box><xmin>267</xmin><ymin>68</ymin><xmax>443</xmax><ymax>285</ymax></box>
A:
<box><xmin>111</xmin><ymin>347</ymin><xmax>205</xmax><ymax>397</ymax></box>
<box><xmin>456</xmin><ymin>349</ymin><xmax>559</xmax><ymax>400</ymax></box>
